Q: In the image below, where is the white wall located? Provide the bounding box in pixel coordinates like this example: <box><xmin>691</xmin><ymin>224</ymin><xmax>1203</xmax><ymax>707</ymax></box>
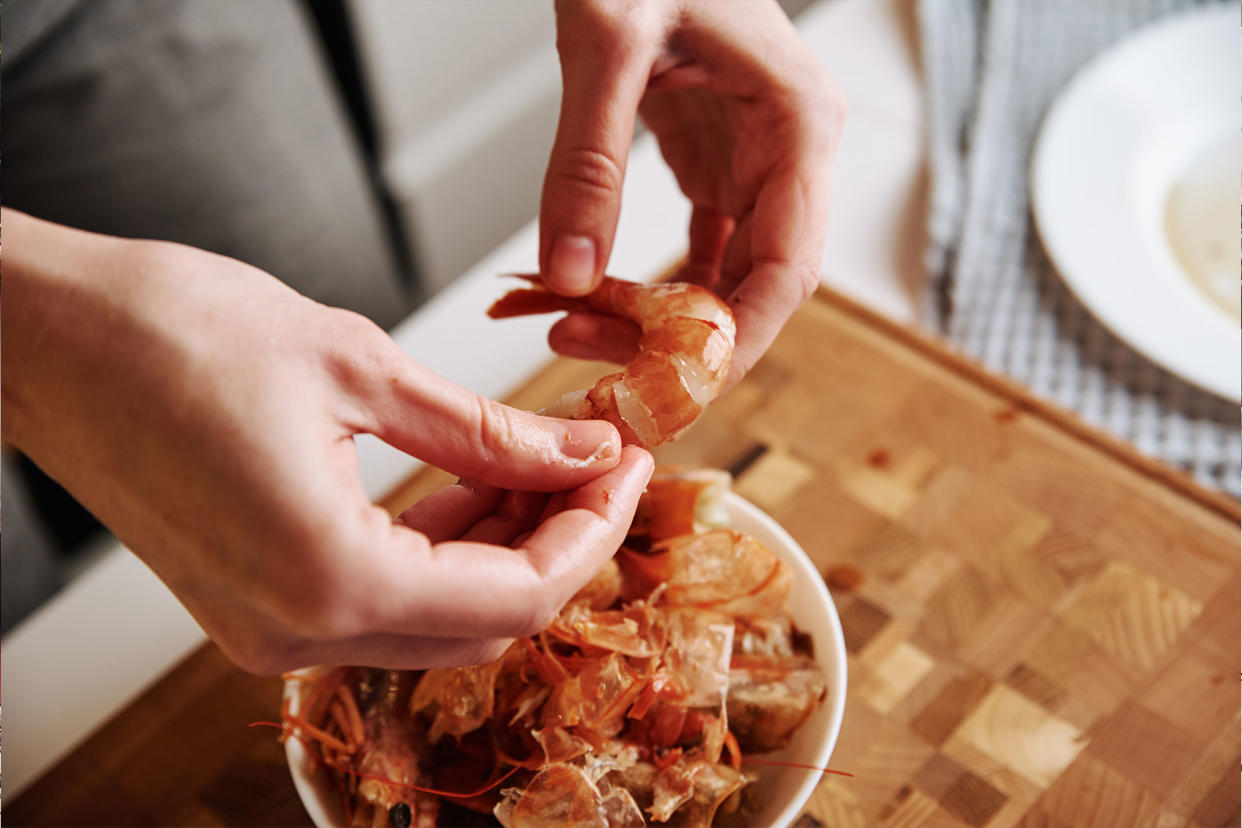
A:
<box><xmin>350</xmin><ymin>0</ymin><xmax>561</xmax><ymax>293</ymax></box>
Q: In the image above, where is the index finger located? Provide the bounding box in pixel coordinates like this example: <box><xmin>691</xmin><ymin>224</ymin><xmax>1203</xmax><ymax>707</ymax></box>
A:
<box><xmin>361</xmin><ymin>446</ymin><xmax>654</xmax><ymax>640</ymax></box>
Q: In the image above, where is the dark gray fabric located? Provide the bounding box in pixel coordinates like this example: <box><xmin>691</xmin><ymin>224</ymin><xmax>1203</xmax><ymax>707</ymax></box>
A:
<box><xmin>2</xmin><ymin>0</ymin><xmax>412</xmax><ymax>329</ymax></box>
<box><xmin>1</xmin><ymin>1</ymin><xmax>420</xmax><ymax>629</ymax></box>
<box><xmin>918</xmin><ymin>0</ymin><xmax>1239</xmax><ymax>496</ymax></box>
<box><xmin>2</xmin><ymin>456</ymin><xmax>63</xmax><ymax>631</ymax></box>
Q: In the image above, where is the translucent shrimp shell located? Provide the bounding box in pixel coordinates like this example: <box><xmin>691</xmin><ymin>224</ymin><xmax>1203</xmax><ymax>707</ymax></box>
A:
<box><xmin>488</xmin><ymin>276</ymin><xmax>737</xmax><ymax>447</ymax></box>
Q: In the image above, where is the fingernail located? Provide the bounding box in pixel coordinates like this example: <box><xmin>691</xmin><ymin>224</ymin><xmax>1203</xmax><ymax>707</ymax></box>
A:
<box><xmin>559</xmin><ymin>420</ymin><xmax>619</xmax><ymax>463</ymax></box>
<box><xmin>547</xmin><ymin>235</ymin><xmax>597</xmax><ymax>296</ymax></box>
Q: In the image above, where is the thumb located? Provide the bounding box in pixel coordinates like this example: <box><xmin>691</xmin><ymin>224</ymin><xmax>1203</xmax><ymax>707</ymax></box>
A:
<box><xmin>540</xmin><ymin>5</ymin><xmax>653</xmax><ymax>296</ymax></box>
<box><xmin>361</xmin><ymin>355</ymin><xmax>621</xmax><ymax>492</ymax></box>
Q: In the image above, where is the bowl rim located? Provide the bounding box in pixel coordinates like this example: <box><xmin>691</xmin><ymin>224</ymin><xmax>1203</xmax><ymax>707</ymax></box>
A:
<box><xmin>284</xmin><ymin>490</ymin><xmax>848</xmax><ymax>828</ymax></box>
<box><xmin>723</xmin><ymin>492</ymin><xmax>849</xmax><ymax>827</ymax></box>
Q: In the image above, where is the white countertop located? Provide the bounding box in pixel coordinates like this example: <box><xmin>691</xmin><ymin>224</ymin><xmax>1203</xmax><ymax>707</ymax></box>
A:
<box><xmin>3</xmin><ymin>0</ymin><xmax>925</xmax><ymax>798</ymax></box>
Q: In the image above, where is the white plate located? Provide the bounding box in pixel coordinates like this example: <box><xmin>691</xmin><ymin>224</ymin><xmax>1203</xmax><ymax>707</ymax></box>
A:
<box><xmin>1030</xmin><ymin>4</ymin><xmax>1240</xmax><ymax>402</ymax></box>
<box><xmin>286</xmin><ymin>491</ymin><xmax>849</xmax><ymax>828</ymax></box>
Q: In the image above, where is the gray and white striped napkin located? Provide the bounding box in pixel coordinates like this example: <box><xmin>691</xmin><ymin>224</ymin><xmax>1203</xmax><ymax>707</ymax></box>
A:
<box><xmin>918</xmin><ymin>0</ymin><xmax>1240</xmax><ymax>496</ymax></box>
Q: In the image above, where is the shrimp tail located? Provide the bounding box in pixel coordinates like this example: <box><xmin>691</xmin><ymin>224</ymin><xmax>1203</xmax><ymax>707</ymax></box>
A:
<box><xmin>486</xmin><ymin>274</ymin><xmax>565</xmax><ymax>319</ymax></box>
<box><xmin>487</xmin><ymin>290</ymin><xmax>570</xmax><ymax>319</ymax></box>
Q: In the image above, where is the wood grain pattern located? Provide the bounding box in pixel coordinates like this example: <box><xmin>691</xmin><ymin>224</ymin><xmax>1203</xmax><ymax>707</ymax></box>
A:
<box><xmin>8</xmin><ymin>288</ymin><xmax>1238</xmax><ymax>827</ymax></box>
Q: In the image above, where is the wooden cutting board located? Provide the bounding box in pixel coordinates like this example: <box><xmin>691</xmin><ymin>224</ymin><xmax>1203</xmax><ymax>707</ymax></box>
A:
<box><xmin>9</xmin><ymin>288</ymin><xmax>1239</xmax><ymax>827</ymax></box>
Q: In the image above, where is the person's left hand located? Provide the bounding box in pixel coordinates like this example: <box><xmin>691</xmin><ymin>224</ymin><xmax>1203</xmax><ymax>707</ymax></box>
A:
<box><xmin>538</xmin><ymin>0</ymin><xmax>845</xmax><ymax>385</ymax></box>
<box><xmin>1</xmin><ymin>209</ymin><xmax>653</xmax><ymax>674</ymax></box>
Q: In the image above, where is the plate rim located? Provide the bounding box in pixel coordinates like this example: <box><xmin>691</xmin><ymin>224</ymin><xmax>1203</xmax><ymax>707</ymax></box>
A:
<box><xmin>1028</xmin><ymin>3</ymin><xmax>1240</xmax><ymax>404</ymax></box>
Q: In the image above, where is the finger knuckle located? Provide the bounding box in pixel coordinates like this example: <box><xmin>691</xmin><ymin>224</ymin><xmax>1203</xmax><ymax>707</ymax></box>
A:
<box><xmin>558</xmin><ymin>1</ymin><xmax>649</xmax><ymax>59</ymax></box>
<box><xmin>322</xmin><ymin>311</ymin><xmax>395</xmax><ymax>393</ymax></box>
<box><xmin>511</xmin><ymin>596</ymin><xmax>559</xmax><ymax>639</ymax></box>
<box><xmin>822</xmin><ymin>82</ymin><xmax>849</xmax><ymax>135</ymax></box>
<box><xmin>471</xmin><ymin>396</ymin><xmax>520</xmax><ymax>473</ymax></box>
<box><xmin>801</xmin><ymin>75</ymin><xmax>848</xmax><ymax>141</ymax></box>
<box><xmin>793</xmin><ymin>260</ymin><xmax>821</xmax><ymax>303</ymax></box>
<box><xmin>329</xmin><ymin>307</ymin><xmax>386</xmax><ymax>344</ymax></box>
<box><xmin>807</xmin><ymin>70</ymin><xmax>847</xmax><ymax>113</ymax></box>
<box><xmin>551</xmin><ymin>146</ymin><xmax>625</xmax><ymax>199</ymax></box>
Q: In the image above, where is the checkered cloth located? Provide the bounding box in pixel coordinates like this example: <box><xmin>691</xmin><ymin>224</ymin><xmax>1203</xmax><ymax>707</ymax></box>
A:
<box><xmin>918</xmin><ymin>0</ymin><xmax>1240</xmax><ymax>497</ymax></box>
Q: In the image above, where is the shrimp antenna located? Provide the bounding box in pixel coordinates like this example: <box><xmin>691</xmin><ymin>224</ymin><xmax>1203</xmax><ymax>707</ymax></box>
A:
<box><xmin>742</xmin><ymin>758</ymin><xmax>855</xmax><ymax>777</ymax></box>
<box><xmin>249</xmin><ymin>721</ymin><xmax>522</xmax><ymax>799</ymax></box>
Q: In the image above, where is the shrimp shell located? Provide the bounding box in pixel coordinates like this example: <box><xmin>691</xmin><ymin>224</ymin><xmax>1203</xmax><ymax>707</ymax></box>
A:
<box><xmin>283</xmin><ymin>468</ymin><xmax>830</xmax><ymax>828</ymax></box>
<box><xmin>488</xmin><ymin>275</ymin><xmax>736</xmax><ymax>447</ymax></box>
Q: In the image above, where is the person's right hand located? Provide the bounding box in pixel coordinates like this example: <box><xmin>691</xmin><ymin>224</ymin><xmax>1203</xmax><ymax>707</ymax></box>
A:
<box><xmin>2</xmin><ymin>209</ymin><xmax>653</xmax><ymax>673</ymax></box>
<box><xmin>539</xmin><ymin>0</ymin><xmax>845</xmax><ymax>387</ymax></box>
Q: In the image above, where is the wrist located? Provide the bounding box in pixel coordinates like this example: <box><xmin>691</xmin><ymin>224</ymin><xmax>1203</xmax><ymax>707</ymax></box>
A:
<box><xmin>1</xmin><ymin>209</ymin><xmax>140</xmax><ymax>453</ymax></box>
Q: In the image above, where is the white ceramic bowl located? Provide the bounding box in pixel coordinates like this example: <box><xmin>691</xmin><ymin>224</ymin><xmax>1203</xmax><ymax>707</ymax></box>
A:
<box><xmin>285</xmin><ymin>491</ymin><xmax>848</xmax><ymax>828</ymax></box>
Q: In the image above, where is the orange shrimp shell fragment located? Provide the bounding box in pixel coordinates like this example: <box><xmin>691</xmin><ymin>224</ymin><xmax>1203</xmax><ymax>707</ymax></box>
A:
<box><xmin>488</xmin><ymin>275</ymin><xmax>737</xmax><ymax>447</ymax></box>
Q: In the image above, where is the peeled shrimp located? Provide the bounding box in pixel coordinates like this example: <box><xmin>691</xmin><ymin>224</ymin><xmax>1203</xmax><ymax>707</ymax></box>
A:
<box><xmin>488</xmin><ymin>275</ymin><xmax>736</xmax><ymax>448</ymax></box>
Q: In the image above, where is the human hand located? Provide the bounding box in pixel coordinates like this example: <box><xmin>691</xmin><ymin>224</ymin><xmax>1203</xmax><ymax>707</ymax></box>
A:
<box><xmin>2</xmin><ymin>209</ymin><xmax>654</xmax><ymax>673</ymax></box>
<box><xmin>539</xmin><ymin>0</ymin><xmax>844</xmax><ymax>384</ymax></box>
